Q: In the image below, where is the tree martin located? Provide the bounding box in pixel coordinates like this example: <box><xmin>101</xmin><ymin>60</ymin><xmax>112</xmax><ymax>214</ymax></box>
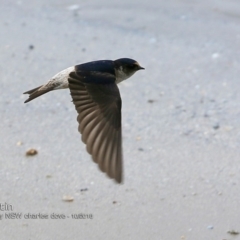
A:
<box><xmin>24</xmin><ymin>58</ymin><xmax>144</xmax><ymax>183</ymax></box>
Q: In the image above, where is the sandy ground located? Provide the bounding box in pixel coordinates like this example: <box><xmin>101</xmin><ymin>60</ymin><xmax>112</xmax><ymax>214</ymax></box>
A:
<box><xmin>1</xmin><ymin>0</ymin><xmax>240</xmax><ymax>239</ymax></box>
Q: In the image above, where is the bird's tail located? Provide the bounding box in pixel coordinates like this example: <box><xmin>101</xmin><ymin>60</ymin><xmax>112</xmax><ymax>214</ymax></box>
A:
<box><xmin>23</xmin><ymin>66</ymin><xmax>74</xmax><ymax>103</ymax></box>
<box><xmin>24</xmin><ymin>86</ymin><xmax>43</xmax><ymax>95</ymax></box>
<box><xmin>23</xmin><ymin>85</ymin><xmax>54</xmax><ymax>103</ymax></box>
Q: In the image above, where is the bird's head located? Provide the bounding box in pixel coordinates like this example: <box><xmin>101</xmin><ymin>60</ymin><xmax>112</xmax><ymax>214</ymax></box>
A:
<box><xmin>114</xmin><ymin>58</ymin><xmax>144</xmax><ymax>82</ymax></box>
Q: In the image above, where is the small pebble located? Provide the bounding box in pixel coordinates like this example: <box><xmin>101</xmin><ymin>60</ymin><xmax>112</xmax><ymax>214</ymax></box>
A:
<box><xmin>29</xmin><ymin>45</ymin><xmax>34</xmax><ymax>50</ymax></box>
<box><xmin>80</xmin><ymin>188</ymin><xmax>88</xmax><ymax>192</ymax></box>
<box><xmin>62</xmin><ymin>195</ymin><xmax>74</xmax><ymax>202</ymax></box>
<box><xmin>207</xmin><ymin>225</ymin><xmax>214</xmax><ymax>230</ymax></box>
<box><xmin>227</xmin><ymin>230</ymin><xmax>239</xmax><ymax>235</ymax></box>
<box><xmin>17</xmin><ymin>141</ymin><xmax>23</xmax><ymax>146</ymax></box>
<box><xmin>138</xmin><ymin>148</ymin><xmax>144</xmax><ymax>151</ymax></box>
<box><xmin>26</xmin><ymin>148</ymin><xmax>38</xmax><ymax>156</ymax></box>
<box><xmin>213</xmin><ymin>123</ymin><xmax>220</xmax><ymax>130</ymax></box>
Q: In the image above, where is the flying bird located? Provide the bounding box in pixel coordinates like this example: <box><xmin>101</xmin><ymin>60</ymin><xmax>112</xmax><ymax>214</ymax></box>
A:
<box><xmin>24</xmin><ymin>58</ymin><xmax>144</xmax><ymax>183</ymax></box>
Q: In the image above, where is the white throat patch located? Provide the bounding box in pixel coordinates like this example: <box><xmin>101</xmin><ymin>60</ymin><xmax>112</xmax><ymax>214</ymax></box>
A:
<box><xmin>115</xmin><ymin>66</ymin><xmax>134</xmax><ymax>84</ymax></box>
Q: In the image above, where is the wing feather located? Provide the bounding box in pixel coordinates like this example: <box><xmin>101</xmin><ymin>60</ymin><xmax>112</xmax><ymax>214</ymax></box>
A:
<box><xmin>68</xmin><ymin>71</ymin><xmax>123</xmax><ymax>183</ymax></box>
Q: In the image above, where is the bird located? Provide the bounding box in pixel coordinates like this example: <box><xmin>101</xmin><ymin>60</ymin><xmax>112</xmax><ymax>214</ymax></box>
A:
<box><xmin>23</xmin><ymin>58</ymin><xmax>144</xmax><ymax>183</ymax></box>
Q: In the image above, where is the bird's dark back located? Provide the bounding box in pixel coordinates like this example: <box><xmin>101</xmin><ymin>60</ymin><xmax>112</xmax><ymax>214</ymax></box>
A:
<box><xmin>75</xmin><ymin>60</ymin><xmax>115</xmax><ymax>75</ymax></box>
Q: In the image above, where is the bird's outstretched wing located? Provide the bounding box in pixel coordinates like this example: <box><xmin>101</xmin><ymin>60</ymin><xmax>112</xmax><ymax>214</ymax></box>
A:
<box><xmin>68</xmin><ymin>71</ymin><xmax>123</xmax><ymax>183</ymax></box>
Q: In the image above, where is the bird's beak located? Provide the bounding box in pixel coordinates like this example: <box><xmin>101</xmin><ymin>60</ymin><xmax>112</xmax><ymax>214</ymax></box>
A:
<box><xmin>138</xmin><ymin>66</ymin><xmax>145</xmax><ymax>70</ymax></box>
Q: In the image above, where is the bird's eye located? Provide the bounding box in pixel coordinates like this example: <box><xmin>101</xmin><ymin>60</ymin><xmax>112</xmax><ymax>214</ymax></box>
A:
<box><xmin>129</xmin><ymin>64</ymin><xmax>137</xmax><ymax>69</ymax></box>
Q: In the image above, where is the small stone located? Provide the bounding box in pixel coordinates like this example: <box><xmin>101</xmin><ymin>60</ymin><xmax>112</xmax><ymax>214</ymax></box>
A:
<box><xmin>138</xmin><ymin>148</ymin><xmax>144</xmax><ymax>151</ymax></box>
<box><xmin>113</xmin><ymin>201</ymin><xmax>117</xmax><ymax>204</ymax></box>
<box><xmin>29</xmin><ymin>45</ymin><xmax>34</xmax><ymax>50</ymax></box>
<box><xmin>213</xmin><ymin>123</ymin><xmax>220</xmax><ymax>130</ymax></box>
<box><xmin>148</xmin><ymin>99</ymin><xmax>155</xmax><ymax>103</ymax></box>
<box><xmin>26</xmin><ymin>148</ymin><xmax>38</xmax><ymax>156</ymax></box>
<box><xmin>227</xmin><ymin>230</ymin><xmax>239</xmax><ymax>235</ymax></box>
<box><xmin>17</xmin><ymin>141</ymin><xmax>23</xmax><ymax>146</ymax></box>
<box><xmin>62</xmin><ymin>195</ymin><xmax>74</xmax><ymax>202</ymax></box>
<box><xmin>80</xmin><ymin>188</ymin><xmax>88</xmax><ymax>192</ymax></box>
<box><xmin>207</xmin><ymin>225</ymin><xmax>214</xmax><ymax>230</ymax></box>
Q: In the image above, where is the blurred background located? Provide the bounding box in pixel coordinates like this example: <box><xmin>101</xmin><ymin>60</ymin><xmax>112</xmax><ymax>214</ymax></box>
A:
<box><xmin>1</xmin><ymin>0</ymin><xmax>240</xmax><ymax>239</ymax></box>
